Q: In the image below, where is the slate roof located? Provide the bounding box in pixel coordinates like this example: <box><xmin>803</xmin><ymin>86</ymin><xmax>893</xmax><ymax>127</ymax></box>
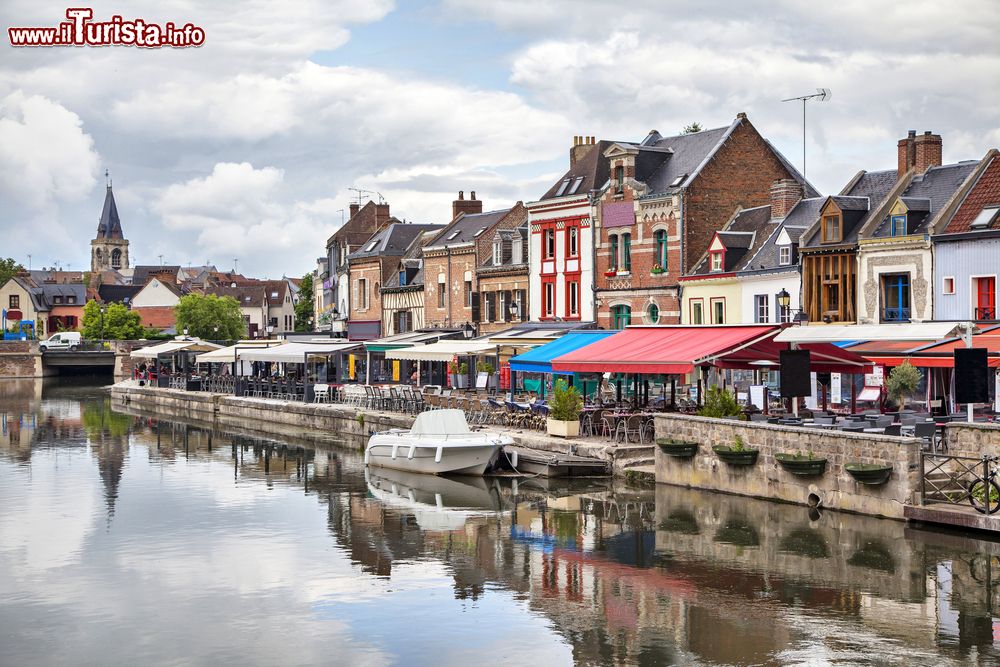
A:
<box><xmin>942</xmin><ymin>153</ymin><xmax>1000</xmax><ymax>233</ymax></box>
<box><xmin>131</xmin><ymin>265</ymin><xmax>180</xmax><ymax>285</ymax></box>
<box><xmin>207</xmin><ymin>284</ymin><xmax>267</xmax><ymax>307</ymax></box>
<box><xmin>643</xmin><ymin>126</ymin><xmax>731</xmax><ymax>193</ymax></box>
<box><xmin>96</xmin><ymin>185</ymin><xmax>124</xmax><ymax>239</ymax></box>
<box><xmin>37</xmin><ymin>283</ymin><xmax>86</xmax><ymax>307</ymax></box>
<box><xmin>325</xmin><ymin>201</ymin><xmax>400</xmax><ymax>252</ymax></box>
<box><xmin>540</xmin><ymin>141</ymin><xmax>614</xmax><ymax>200</ymax></box>
<box><xmin>425</xmin><ymin>210</ymin><xmax>508</xmax><ymax>249</ymax></box>
<box><xmin>480</xmin><ymin>225</ymin><xmax>529</xmax><ymax>269</ymax></box>
<box><xmin>689</xmin><ymin>205</ymin><xmax>772</xmax><ymax>275</ymax></box>
<box><xmin>381</xmin><ymin>229</ymin><xmax>440</xmax><ymax>291</ymax></box>
<box><xmin>780</xmin><ymin>197</ymin><xmax>825</xmax><ymax>229</ymax></box>
<box><xmin>97</xmin><ymin>284</ymin><xmax>142</xmax><ymax>305</ymax></box>
<box><xmin>260</xmin><ymin>280</ymin><xmax>289</xmax><ymax>307</ymax></box>
<box><xmin>349</xmin><ymin>223</ymin><xmax>444</xmax><ymax>260</ymax></box>
<box><xmin>869</xmin><ymin>162</ymin><xmax>978</xmax><ymax>237</ymax></box>
<box><xmin>801</xmin><ymin>169</ymin><xmax>897</xmax><ymax>247</ymax></box>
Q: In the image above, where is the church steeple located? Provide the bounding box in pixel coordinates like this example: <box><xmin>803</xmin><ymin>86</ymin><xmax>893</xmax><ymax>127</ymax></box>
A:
<box><xmin>97</xmin><ymin>173</ymin><xmax>124</xmax><ymax>240</ymax></box>
<box><xmin>91</xmin><ymin>172</ymin><xmax>130</xmax><ymax>275</ymax></box>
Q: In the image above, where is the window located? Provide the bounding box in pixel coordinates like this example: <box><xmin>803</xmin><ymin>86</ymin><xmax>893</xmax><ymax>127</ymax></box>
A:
<box><xmin>609</xmin><ymin>235</ymin><xmax>619</xmax><ymax>270</ymax></box>
<box><xmin>366</xmin><ymin>239</ymin><xmax>378</xmax><ymax>251</ymax></box>
<box><xmin>822</xmin><ymin>214</ymin><xmax>842</xmax><ymax>243</ymax></box>
<box><xmin>654</xmin><ymin>230</ymin><xmax>668</xmax><ymax>269</ymax></box>
<box><xmin>647</xmin><ymin>303</ymin><xmax>659</xmax><ymax>324</ymax></box>
<box><xmin>568</xmin><ymin>281</ymin><xmax>579</xmax><ymax>316</ymax></box>
<box><xmin>53</xmin><ymin>296</ymin><xmax>63</xmax><ymax>304</ymax></box>
<box><xmin>66</xmin><ymin>295</ymin><xmax>75</xmax><ymax>304</ymax></box>
<box><xmin>611</xmin><ymin>305</ymin><xmax>631</xmax><ymax>329</ymax></box>
<box><xmin>10</xmin><ymin>294</ymin><xmax>19</xmax><ymax>309</ymax></box>
<box><xmin>111</xmin><ymin>248</ymin><xmax>122</xmax><ymax>269</ymax></box>
<box><xmin>498</xmin><ymin>290</ymin><xmax>507</xmax><ymax>322</ymax></box>
<box><xmin>474</xmin><ymin>227</ymin><xmax>486</xmax><ymax>238</ymax></box>
<box><xmin>880</xmin><ymin>273</ymin><xmax>911</xmax><ymax>322</ymax></box>
<box><xmin>615</xmin><ymin>165</ymin><xmax>624</xmax><ymax>194</ymax></box>
<box><xmin>568</xmin><ymin>176</ymin><xmax>585</xmax><ymax>195</ymax></box>
<box><xmin>543</xmin><ymin>229</ymin><xmax>555</xmax><ymax>259</ymax></box>
<box><xmin>568</xmin><ymin>226</ymin><xmax>579</xmax><ymax>258</ymax></box>
<box><xmin>485</xmin><ymin>292</ymin><xmax>496</xmax><ymax>322</ymax></box>
<box><xmin>621</xmin><ymin>233</ymin><xmax>631</xmax><ymax>272</ymax></box>
<box><xmin>710</xmin><ymin>252</ymin><xmax>723</xmax><ymax>272</ymax></box>
<box><xmin>971</xmin><ymin>206</ymin><xmax>1000</xmax><ymax>229</ymax></box>
<box><xmin>399</xmin><ymin>270</ymin><xmax>407</xmax><ymax>286</ymax></box>
<box><xmin>779</xmin><ymin>245</ymin><xmax>791</xmax><ymax>266</ymax></box>
<box><xmin>890</xmin><ymin>214</ymin><xmax>907</xmax><ymax>237</ymax></box>
<box><xmin>358</xmin><ymin>278</ymin><xmax>368</xmax><ymax>309</ymax></box>
<box><xmin>464</xmin><ymin>280</ymin><xmax>472</xmax><ymax>307</ymax></box>
<box><xmin>975</xmin><ymin>277</ymin><xmax>996</xmax><ymax>320</ymax></box>
<box><xmin>396</xmin><ymin>310</ymin><xmax>411</xmax><ymax>334</ymax></box>
<box><xmin>691</xmin><ymin>300</ymin><xmax>704</xmax><ymax>324</ymax></box>
<box><xmin>555</xmin><ymin>179</ymin><xmax>571</xmax><ymax>197</ymax></box>
<box><xmin>943</xmin><ymin>277</ymin><xmax>955</xmax><ymax>295</ymax></box>
<box><xmin>437</xmin><ymin>278</ymin><xmax>446</xmax><ymax>308</ymax></box>
<box><xmin>754</xmin><ymin>295</ymin><xmax>769</xmax><ymax>323</ymax></box>
<box><xmin>543</xmin><ymin>282</ymin><xmax>554</xmax><ymax>317</ymax></box>
<box><xmin>711</xmin><ymin>298</ymin><xmax>725</xmax><ymax>324</ymax></box>
<box><xmin>493</xmin><ymin>241</ymin><xmax>502</xmax><ymax>266</ymax></box>
<box><xmin>511</xmin><ymin>236</ymin><xmax>523</xmax><ymax>264</ymax></box>
<box><xmin>446</xmin><ymin>230</ymin><xmax>460</xmax><ymax>241</ymax></box>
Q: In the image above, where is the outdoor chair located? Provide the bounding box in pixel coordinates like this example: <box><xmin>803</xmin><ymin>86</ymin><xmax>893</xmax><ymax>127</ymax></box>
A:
<box><xmin>882</xmin><ymin>424</ymin><xmax>901</xmax><ymax>436</ymax></box>
<box><xmin>874</xmin><ymin>416</ymin><xmax>893</xmax><ymax>429</ymax></box>
<box><xmin>914</xmin><ymin>422</ymin><xmax>938</xmax><ymax>451</ymax></box>
<box><xmin>313</xmin><ymin>384</ymin><xmax>329</xmax><ymax>403</ymax></box>
<box><xmin>504</xmin><ymin>401</ymin><xmax>530</xmax><ymax>429</ymax></box>
<box><xmin>616</xmin><ymin>414</ymin><xmax>645</xmax><ymax>443</ymax></box>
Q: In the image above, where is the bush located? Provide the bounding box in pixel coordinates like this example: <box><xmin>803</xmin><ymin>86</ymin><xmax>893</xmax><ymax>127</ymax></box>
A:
<box><xmin>476</xmin><ymin>360</ymin><xmax>495</xmax><ymax>374</ymax></box>
<box><xmin>886</xmin><ymin>360</ymin><xmax>920</xmax><ymax>408</ymax></box>
<box><xmin>549</xmin><ymin>379</ymin><xmax>583</xmax><ymax>422</ymax></box>
<box><xmin>697</xmin><ymin>386</ymin><xmax>742</xmax><ymax>419</ymax></box>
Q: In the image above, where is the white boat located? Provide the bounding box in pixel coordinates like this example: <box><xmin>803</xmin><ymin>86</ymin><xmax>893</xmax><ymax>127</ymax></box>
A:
<box><xmin>364</xmin><ymin>409</ymin><xmax>510</xmax><ymax>476</ymax></box>
<box><xmin>365</xmin><ymin>468</ymin><xmax>507</xmax><ymax>531</ymax></box>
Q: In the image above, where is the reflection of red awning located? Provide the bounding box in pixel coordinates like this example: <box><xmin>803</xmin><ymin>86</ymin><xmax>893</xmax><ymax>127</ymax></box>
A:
<box><xmin>855</xmin><ymin>325</ymin><xmax>1000</xmax><ymax>368</ymax></box>
<box><xmin>551</xmin><ymin>325</ymin><xmax>872</xmax><ymax>375</ymax></box>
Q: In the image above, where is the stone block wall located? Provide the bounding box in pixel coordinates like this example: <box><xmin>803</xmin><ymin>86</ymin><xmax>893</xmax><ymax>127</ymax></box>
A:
<box><xmin>653</xmin><ymin>413</ymin><xmax>922</xmax><ymax>519</ymax></box>
<box><xmin>0</xmin><ymin>341</ymin><xmax>43</xmax><ymax>378</ymax></box>
<box><xmin>942</xmin><ymin>422</ymin><xmax>1000</xmax><ymax>458</ymax></box>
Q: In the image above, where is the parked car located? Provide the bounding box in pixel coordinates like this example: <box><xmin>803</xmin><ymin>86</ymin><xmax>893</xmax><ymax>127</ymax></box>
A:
<box><xmin>40</xmin><ymin>331</ymin><xmax>82</xmax><ymax>351</ymax></box>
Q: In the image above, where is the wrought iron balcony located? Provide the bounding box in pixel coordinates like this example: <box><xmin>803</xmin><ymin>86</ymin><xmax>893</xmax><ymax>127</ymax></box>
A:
<box><xmin>975</xmin><ymin>306</ymin><xmax>997</xmax><ymax>321</ymax></box>
<box><xmin>881</xmin><ymin>307</ymin><xmax>911</xmax><ymax>322</ymax></box>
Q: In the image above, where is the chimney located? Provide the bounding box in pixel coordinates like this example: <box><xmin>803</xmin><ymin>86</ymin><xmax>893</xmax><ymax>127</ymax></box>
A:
<box><xmin>913</xmin><ymin>130</ymin><xmax>942</xmax><ymax>174</ymax></box>
<box><xmin>349</xmin><ymin>203</ymin><xmax>360</xmax><ymax>219</ymax></box>
<box><xmin>452</xmin><ymin>190</ymin><xmax>483</xmax><ymax>219</ymax></box>
<box><xmin>897</xmin><ymin>130</ymin><xmax>917</xmax><ymax>179</ymax></box>
<box><xmin>569</xmin><ymin>134</ymin><xmax>596</xmax><ymax>167</ymax></box>
<box><xmin>770</xmin><ymin>179</ymin><xmax>802</xmax><ymax>220</ymax></box>
<box><xmin>374</xmin><ymin>202</ymin><xmax>391</xmax><ymax>230</ymax></box>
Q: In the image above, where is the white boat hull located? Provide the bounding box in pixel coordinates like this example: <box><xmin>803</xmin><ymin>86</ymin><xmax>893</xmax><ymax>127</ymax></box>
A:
<box><xmin>364</xmin><ymin>435</ymin><xmax>506</xmax><ymax>475</ymax></box>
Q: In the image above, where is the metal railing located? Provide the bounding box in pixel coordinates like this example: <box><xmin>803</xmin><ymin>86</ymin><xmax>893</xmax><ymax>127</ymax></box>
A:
<box><xmin>920</xmin><ymin>452</ymin><xmax>993</xmax><ymax>508</ymax></box>
<box><xmin>975</xmin><ymin>306</ymin><xmax>997</xmax><ymax>321</ymax></box>
<box><xmin>881</xmin><ymin>307</ymin><xmax>911</xmax><ymax>322</ymax></box>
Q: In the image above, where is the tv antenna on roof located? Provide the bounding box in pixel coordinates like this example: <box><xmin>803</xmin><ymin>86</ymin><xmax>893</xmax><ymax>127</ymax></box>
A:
<box><xmin>781</xmin><ymin>88</ymin><xmax>831</xmax><ymax>179</ymax></box>
<box><xmin>348</xmin><ymin>188</ymin><xmax>387</xmax><ymax>205</ymax></box>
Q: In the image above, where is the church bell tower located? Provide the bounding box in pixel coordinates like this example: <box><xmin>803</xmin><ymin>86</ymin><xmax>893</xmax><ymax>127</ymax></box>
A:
<box><xmin>90</xmin><ymin>171</ymin><xmax>130</xmax><ymax>274</ymax></box>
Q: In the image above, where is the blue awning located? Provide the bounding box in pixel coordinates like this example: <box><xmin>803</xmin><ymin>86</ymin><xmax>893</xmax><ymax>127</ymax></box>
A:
<box><xmin>509</xmin><ymin>330</ymin><xmax>617</xmax><ymax>374</ymax></box>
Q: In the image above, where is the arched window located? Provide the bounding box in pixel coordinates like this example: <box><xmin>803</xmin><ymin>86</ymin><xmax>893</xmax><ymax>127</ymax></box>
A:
<box><xmin>647</xmin><ymin>303</ymin><xmax>659</xmax><ymax>324</ymax></box>
<box><xmin>111</xmin><ymin>248</ymin><xmax>122</xmax><ymax>269</ymax></box>
<box><xmin>654</xmin><ymin>230</ymin><xmax>668</xmax><ymax>269</ymax></box>
<box><xmin>611</xmin><ymin>305</ymin><xmax>631</xmax><ymax>329</ymax></box>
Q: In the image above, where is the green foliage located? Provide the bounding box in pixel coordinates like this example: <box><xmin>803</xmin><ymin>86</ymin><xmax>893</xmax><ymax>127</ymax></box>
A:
<box><xmin>143</xmin><ymin>327</ymin><xmax>173</xmax><ymax>341</ymax></box>
<box><xmin>886</xmin><ymin>360</ymin><xmax>921</xmax><ymax>408</ymax></box>
<box><xmin>0</xmin><ymin>257</ymin><xmax>23</xmax><ymax>286</ymax></box>
<box><xmin>476</xmin><ymin>360</ymin><xmax>495</xmax><ymax>374</ymax></box>
<box><xmin>732</xmin><ymin>435</ymin><xmax>746</xmax><ymax>452</ymax></box>
<box><xmin>683</xmin><ymin>122</ymin><xmax>703</xmax><ymax>134</ymax></box>
<box><xmin>81</xmin><ymin>397</ymin><xmax>133</xmax><ymax>438</ymax></box>
<box><xmin>82</xmin><ymin>300</ymin><xmax>144</xmax><ymax>340</ymax></box>
<box><xmin>697</xmin><ymin>386</ymin><xmax>742</xmax><ymax>419</ymax></box>
<box><xmin>549</xmin><ymin>379</ymin><xmax>583</xmax><ymax>422</ymax></box>
<box><xmin>174</xmin><ymin>293</ymin><xmax>246</xmax><ymax>340</ymax></box>
<box><xmin>294</xmin><ymin>273</ymin><xmax>314</xmax><ymax>332</ymax></box>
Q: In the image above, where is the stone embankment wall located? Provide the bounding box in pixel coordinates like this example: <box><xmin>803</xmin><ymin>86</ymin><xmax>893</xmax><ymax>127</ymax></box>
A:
<box><xmin>653</xmin><ymin>413</ymin><xmax>921</xmax><ymax>519</ymax></box>
<box><xmin>943</xmin><ymin>422</ymin><xmax>1000</xmax><ymax>458</ymax></box>
<box><xmin>0</xmin><ymin>341</ymin><xmax>44</xmax><ymax>378</ymax></box>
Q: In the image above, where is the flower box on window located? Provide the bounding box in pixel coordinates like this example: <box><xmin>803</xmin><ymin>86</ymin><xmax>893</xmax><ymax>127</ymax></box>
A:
<box><xmin>616</xmin><ymin>270</ymin><xmax>630</xmax><ymax>277</ymax></box>
<box><xmin>650</xmin><ymin>264</ymin><xmax>666</xmax><ymax>275</ymax></box>
<box><xmin>603</xmin><ymin>268</ymin><xmax>617</xmax><ymax>277</ymax></box>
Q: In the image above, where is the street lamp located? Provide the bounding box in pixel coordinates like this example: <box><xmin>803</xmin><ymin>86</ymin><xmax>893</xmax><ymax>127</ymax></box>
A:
<box><xmin>462</xmin><ymin>322</ymin><xmax>475</xmax><ymax>339</ymax></box>
<box><xmin>99</xmin><ymin>305</ymin><xmax>106</xmax><ymax>341</ymax></box>
<box><xmin>509</xmin><ymin>301</ymin><xmax>520</xmax><ymax>321</ymax></box>
<box><xmin>267</xmin><ymin>324</ymin><xmax>275</xmax><ymax>339</ymax></box>
<box><xmin>213</xmin><ymin>325</ymin><xmax>219</xmax><ymax>340</ymax></box>
<box><xmin>183</xmin><ymin>328</ymin><xmax>189</xmax><ymax>337</ymax></box>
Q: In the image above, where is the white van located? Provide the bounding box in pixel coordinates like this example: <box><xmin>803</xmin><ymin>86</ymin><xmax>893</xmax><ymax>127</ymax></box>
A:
<box><xmin>40</xmin><ymin>331</ymin><xmax>82</xmax><ymax>351</ymax></box>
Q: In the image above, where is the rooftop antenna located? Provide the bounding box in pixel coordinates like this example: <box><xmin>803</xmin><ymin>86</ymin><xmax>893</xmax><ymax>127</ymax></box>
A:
<box><xmin>781</xmin><ymin>88</ymin><xmax>831</xmax><ymax>178</ymax></box>
<box><xmin>348</xmin><ymin>187</ymin><xmax>374</xmax><ymax>205</ymax></box>
<box><xmin>158</xmin><ymin>254</ymin><xmax>164</xmax><ymax>266</ymax></box>
<box><xmin>27</xmin><ymin>254</ymin><xmax>31</xmax><ymax>271</ymax></box>
<box><xmin>336</xmin><ymin>209</ymin><xmax>345</xmax><ymax>226</ymax></box>
<box><xmin>233</xmin><ymin>257</ymin><xmax>239</xmax><ymax>273</ymax></box>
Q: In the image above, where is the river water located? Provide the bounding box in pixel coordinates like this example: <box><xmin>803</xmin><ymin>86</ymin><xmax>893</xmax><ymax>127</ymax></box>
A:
<box><xmin>2</xmin><ymin>378</ymin><xmax>1000</xmax><ymax>666</ymax></box>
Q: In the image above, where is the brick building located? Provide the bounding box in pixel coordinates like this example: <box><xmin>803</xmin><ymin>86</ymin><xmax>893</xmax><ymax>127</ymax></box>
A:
<box><xmin>347</xmin><ymin>222</ymin><xmax>442</xmax><ymax>340</ymax></box>
<box><xmin>475</xmin><ymin>204</ymin><xmax>529</xmax><ymax>334</ymax></box>
<box><xmin>379</xmin><ymin>227</ymin><xmax>441</xmax><ymax>335</ymax></box>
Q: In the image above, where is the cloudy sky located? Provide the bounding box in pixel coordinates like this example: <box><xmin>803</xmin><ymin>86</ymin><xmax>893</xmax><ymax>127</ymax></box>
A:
<box><xmin>1</xmin><ymin>1</ymin><xmax>998</xmax><ymax>279</ymax></box>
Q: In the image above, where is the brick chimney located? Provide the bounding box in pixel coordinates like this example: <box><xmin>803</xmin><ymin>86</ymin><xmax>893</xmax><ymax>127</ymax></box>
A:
<box><xmin>374</xmin><ymin>203</ymin><xmax>391</xmax><ymax>230</ymax></box>
<box><xmin>349</xmin><ymin>203</ymin><xmax>360</xmax><ymax>219</ymax></box>
<box><xmin>769</xmin><ymin>178</ymin><xmax>802</xmax><ymax>220</ymax></box>
<box><xmin>569</xmin><ymin>135</ymin><xmax>596</xmax><ymax>167</ymax></box>
<box><xmin>914</xmin><ymin>130</ymin><xmax>943</xmax><ymax>174</ymax></box>
<box><xmin>452</xmin><ymin>190</ymin><xmax>483</xmax><ymax>219</ymax></box>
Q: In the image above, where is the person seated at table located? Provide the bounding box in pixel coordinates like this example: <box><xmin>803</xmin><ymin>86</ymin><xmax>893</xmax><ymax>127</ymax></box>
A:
<box><xmin>599</xmin><ymin>376</ymin><xmax>615</xmax><ymax>403</ymax></box>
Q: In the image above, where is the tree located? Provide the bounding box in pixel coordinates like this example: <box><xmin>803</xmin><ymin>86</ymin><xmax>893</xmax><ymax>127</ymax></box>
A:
<box><xmin>294</xmin><ymin>273</ymin><xmax>315</xmax><ymax>331</ymax></box>
<box><xmin>174</xmin><ymin>293</ymin><xmax>246</xmax><ymax>340</ymax></box>
<box><xmin>81</xmin><ymin>300</ymin><xmax>144</xmax><ymax>340</ymax></box>
<box><xmin>698</xmin><ymin>386</ymin><xmax>743</xmax><ymax>418</ymax></box>
<box><xmin>887</xmin><ymin>360</ymin><xmax>921</xmax><ymax>409</ymax></box>
<box><xmin>0</xmin><ymin>257</ymin><xmax>24</xmax><ymax>287</ymax></box>
<box><xmin>683</xmin><ymin>122</ymin><xmax>703</xmax><ymax>134</ymax></box>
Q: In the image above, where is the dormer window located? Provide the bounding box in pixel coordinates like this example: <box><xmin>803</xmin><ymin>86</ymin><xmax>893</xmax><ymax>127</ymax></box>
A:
<box><xmin>779</xmin><ymin>245</ymin><xmax>791</xmax><ymax>266</ymax></box>
<box><xmin>822</xmin><ymin>214</ymin><xmax>842</xmax><ymax>243</ymax></box>
<box><xmin>614</xmin><ymin>165</ymin><xmax>624</xmax><ymax>194</ymax></box>
<box><xmin>890</xmin><ymin>214</ymin><xmax>907</xmax><ymax>237</ymax></box>
<box><xmin>710</xmin><ymin>252</ymin><xmax>723</xmax><ymax>272</ymax></box>
<box><xmin>511</xmin><ymin>236</ymin><xmax>523</xmax><ymax>264</ymax></box>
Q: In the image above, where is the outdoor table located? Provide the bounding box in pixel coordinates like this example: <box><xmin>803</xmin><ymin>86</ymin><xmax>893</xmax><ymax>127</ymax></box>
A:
<box><xmin>863</xmin><ymin>427</ymin><xmax>886</xmax><ymax>434</ymax></box>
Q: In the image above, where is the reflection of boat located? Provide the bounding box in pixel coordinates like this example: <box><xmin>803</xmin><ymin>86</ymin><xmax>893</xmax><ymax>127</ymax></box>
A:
<box><xmin>364</xmin><ymin>410</ymin><xmax>509</xmax><ymax>475</ymax></box>
<box><xmin>365</xmin><ymin>467</ymin><xmax>506</xmax><ymax>531</ymax></box>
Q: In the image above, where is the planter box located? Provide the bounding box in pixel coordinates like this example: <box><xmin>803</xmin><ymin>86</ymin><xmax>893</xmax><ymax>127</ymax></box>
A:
<box><xmin>713</xmin><ymin>446</ymin><xmax>759</xmax><ymax>466</ymax></box>
<box><xmin>547</xmin><ymin>418</ymin><xmax>580</xmax><ymax>438</ymax></box>
<box><xmin>657</xmin><ymin>438</ymin><xmax>698</xmax><ymax>458</ymax></box>
<box><xmin>455</xmin><ymin>375</ymin><xmax>469</xmax><ymax>389</ymax></box>
<box><xmin>774</xmin><ymin>453</ymin><xmax>828</xmax><ymax>476</ymax></box>
<box><xmin>845</xmin><ymin>463</ymin><xmax>893</xmax><ymax>485</ymax></box>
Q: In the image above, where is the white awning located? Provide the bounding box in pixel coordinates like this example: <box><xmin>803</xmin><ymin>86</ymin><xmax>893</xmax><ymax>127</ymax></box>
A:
<box><xmin>773</xmin><ymin>322</ymin><xmax>970</xmax><ymax>344</ymax></box>
<box><xmin>195</xmin><ymin>341</ymin><xmax>280</xmax><ymax>364</ymax></box>
<box><xmin>236</xmin><ymin>341</ymin><xmax>360</xmax><ymax>364</ymax></box>
<box><xmin>131</xmin><ymin>339</ymin><xmax>223</xmax><ymax>359</ymax></box>
<box><xmin>384</xmin><ymin>340</ymin><xmax>496</xmax><ymax>362</ymax></box>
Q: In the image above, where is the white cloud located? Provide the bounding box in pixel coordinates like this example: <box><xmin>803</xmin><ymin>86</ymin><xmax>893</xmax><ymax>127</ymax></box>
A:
<box><xmin>0</xmin><ymin>91</ymin><xmax>99</xmax><ymax>208</ymax></box>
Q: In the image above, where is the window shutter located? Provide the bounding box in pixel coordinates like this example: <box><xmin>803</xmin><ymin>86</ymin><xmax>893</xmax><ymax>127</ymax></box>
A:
<box><xmin>471</xmin><ymin>292</ymin><xmax>481</xmax><ymax>323</ymax></box>
<box><xmin>502</xmin><ymin>290</ymin><xmax>512</xmax><ymax>322</ymax></box>
<box><xmin>352</xmin><ymin>279</ymin><xmax>358</xmax><ymax>311</ymax></box>
<box><xmin>517</xmin><ymin>289</ymin><xmax>527</xmax><ymax>321</ymax></box>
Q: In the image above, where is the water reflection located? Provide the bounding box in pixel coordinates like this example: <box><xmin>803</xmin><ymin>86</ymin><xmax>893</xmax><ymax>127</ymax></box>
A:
<box><xmin>2</xmin><ymin>378</ymin><xmax>1000</xmax><ymax>666</ymax></box>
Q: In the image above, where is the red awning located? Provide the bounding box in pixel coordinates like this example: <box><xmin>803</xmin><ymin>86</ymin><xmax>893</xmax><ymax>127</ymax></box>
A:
<box><xmin>551</xmin><ymin>325</ymin><xmax>872</xmax><ymax>375</ymax></box>
<box><xmin>856</xmin><ymin>325</ymin><xmax>1000</xmax><ymax>368</ymax></box>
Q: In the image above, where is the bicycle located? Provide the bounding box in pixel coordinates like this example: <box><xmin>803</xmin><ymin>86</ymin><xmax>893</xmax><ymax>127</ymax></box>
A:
<box><xmin>969</xmin><ymin>454</ymin><xmax>1000</xmax><ymax>514</ymax></box>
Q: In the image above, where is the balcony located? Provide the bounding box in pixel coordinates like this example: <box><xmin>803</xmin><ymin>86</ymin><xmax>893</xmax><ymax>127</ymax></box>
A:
<box><xmin>975</xmin><ymin>306</ymin><xmax>997</xmax><ymax>321</ymax></box>
<box><xmin>881</xmin><ymin>307</ymin><xmax>911</xmax><ymax>323</ymax></box>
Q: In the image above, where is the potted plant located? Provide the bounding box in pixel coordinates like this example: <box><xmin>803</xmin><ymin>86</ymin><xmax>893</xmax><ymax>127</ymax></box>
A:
<box><xmin>886</xmin><ymin>360</ymin><xmax>920</xmax><ymax>410</ymax></box>
<box><xmin>650</xmin><ymin>263</ymin><xmax>666</xmax><ymax>275</ymax></box>
<box><xmin>476</xmin><ymin>360</ymin><xmax>497</xmax><ymax>389</ymax></box>
<box><xmin>546</xmin><ymin>379</ymin><xmax>582</xmax><ymax>437</ymax></box>
<box><xmin>448</xmin><ymin>359</ymin><xmax>460</xmax><ymax>388</ymax></box>
<box><xmin>656</xmin><ymin>437</ymin><xmax>699</xmax><ymax>457</ymax></box>
<box><xmin>775</xmin><ymin>450</ymin><xmax>828</xmax><ymax>476</ymax></box>
<box><xmin>845</xmin><ymin>462</ymin><xmax>893</xmax><ymax>485</ymax></box>
<box><xmin>697</xmin><ymin>386</ymin><xmax>743</xmax><ymax>419</ymax></box>
<box><xmin>713</xmin><ymin>434</ymin><xmax>759</xmax><ymax>466</ymax></box>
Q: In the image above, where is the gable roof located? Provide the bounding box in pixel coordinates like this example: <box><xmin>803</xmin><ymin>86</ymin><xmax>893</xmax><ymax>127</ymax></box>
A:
<box><xmin>131</xmin><ymin>265</ymin><xmax>180</xmax><ymax>285</ymax></box>
<box><xmin>425</xmin><ymin>209</ymin><xmax>509</xmax><ymax>249</ymax></box>
<box><xmin>349</xmin><ymin>223</ymin><xmax>444</xmax><ymax>260</ymax></box>
<box><xmin>539</xmin><ymin>140</ymin><xmax>614</xmax><ymax>200</ymax></box>
<box><xmin>381</xmin><ymin>229</ymin><xmax>440</xmax><ymax>291</ymax></box>
<box><xmin>939</xmin><ymin>152</ymin><xmax>1000</xmax><ymax>234</ymax></box>
<box><xmin>689</xmin><ymin>205</ymin><xmax>772</xmax><ymax>275</ymax></box>
<box><xmin>868</xmin><ymin>161</ymin><xmax>978</xmax><ymax>237</ymax></box>
<box><xmin>97</xmin><ymin>284</ymin><xmax>142</xmax><ymax>304</ymax></box>
<box><xmin>325</xmin><ymin>201</ymin><xmax>399</xmax><ymax>250</ymax></box>
<box><xmin>801</xmin><ymin>169</ymin><xmax>897</xmax><ymax>247</ymax></box>
<box><xmin>206</xmin><ymin>284</ymin><xmax>267</xmax><ymax>307</ymax></box>
<box><xmin>96</xmin><ymin>185</ymin><xmax>124</xmax><ymax>239</ymax></box>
